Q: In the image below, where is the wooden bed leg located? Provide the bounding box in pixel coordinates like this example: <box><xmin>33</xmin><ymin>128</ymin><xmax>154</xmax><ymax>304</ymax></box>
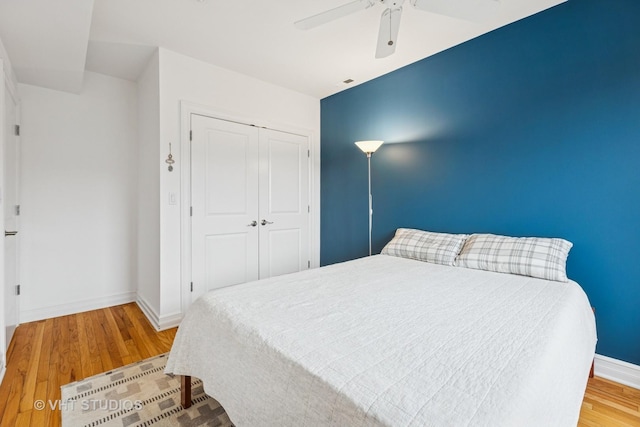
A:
<box><xmin>181</xmin><ymin>375</ymin><xmax>192</xmax><ymax>408</ymax></box>
<box><xmin>589</xmin><ymin>307</ymin><xmax>595</xmax><ymax>378</ymax></box>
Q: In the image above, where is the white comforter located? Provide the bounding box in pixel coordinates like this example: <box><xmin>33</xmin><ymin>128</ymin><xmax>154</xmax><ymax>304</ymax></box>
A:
<box><xmin>165</xmin><ymin>255</ymin><xmax>596</xmax><ymax>427</ymax></box>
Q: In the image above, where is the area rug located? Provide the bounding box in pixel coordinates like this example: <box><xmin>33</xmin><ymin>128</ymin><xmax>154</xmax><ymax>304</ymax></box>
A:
<box><xmin>61</xmin><ymin>353</ymin><xmax>234</xmax><ymax>426</ymax></box>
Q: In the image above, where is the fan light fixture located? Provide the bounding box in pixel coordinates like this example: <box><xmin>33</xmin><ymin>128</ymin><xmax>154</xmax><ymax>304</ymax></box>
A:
<box><xmin>295</xmin><ymin>0</ymin><xmax>500</xmax><ymax>58</ymax></box>
<box><xmin>355</xmin><ymin>140</ymin><xmax>384</xmax><ymax>256</ymax></box>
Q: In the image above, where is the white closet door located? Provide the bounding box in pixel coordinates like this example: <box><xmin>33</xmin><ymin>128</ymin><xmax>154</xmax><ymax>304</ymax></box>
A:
<box><xmin>3</xmin><ymin>80</ymin><xmax>20</xmax><ymax>352</ymax></box>
<box><xmin>191</xmin><ymin>115</ymin><xmax>260</xmax><ymax>301</ymax></box>
<box><xmin>258</xmin><ymin>129</ymin><xmax>310</xmax><ymax>278</ymax></box>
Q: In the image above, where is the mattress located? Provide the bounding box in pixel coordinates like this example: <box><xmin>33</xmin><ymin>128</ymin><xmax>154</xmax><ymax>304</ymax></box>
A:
<box><xmin>165</xmin><ymin>255</ymin><xmax>596</xmax><ymax>426</ymax></box>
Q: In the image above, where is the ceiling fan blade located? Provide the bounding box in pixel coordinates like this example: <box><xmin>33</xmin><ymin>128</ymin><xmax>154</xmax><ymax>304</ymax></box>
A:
<box><xmin>375</xmin><ymin>7</ymin><xmax>403</xmax><ymax>59</ymax></box>
<box><xmin>410</xmin><ymin>0</ymin><xmax>500</xmax><ymax>22</ymax></box>
<box><xmin>295</xmin><ymin>0</ymin><xmax>376</xmax><ymax>30</ymax></box>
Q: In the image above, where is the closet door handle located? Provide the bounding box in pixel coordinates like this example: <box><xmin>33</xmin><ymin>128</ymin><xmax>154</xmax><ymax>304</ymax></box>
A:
<box><xmin>5</xmin><ymin>230</ymin><xmax>18</xmax><ymax>236</ymax></box>
<box><xmin>261</xmin><ymin>219</ymin><xmax>274</xmax><ymax>226</ymax></box>
<box><xmin>247</xmin><ymin>221</ymin><xmax>257</xmax><ymax>227</ymax></box>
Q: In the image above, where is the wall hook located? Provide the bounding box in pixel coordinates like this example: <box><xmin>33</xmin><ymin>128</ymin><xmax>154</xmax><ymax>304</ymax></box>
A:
<box><xmin>166</xmin><ymin>143</ymin><xmax>175</xmax><ymax>171</ymax></box>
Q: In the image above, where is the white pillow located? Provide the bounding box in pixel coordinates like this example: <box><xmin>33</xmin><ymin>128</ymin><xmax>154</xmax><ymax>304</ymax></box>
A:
<box><xmin>455</xmin><ymin>233</ymin><xmax>573</xmax><ymax>282</ymax></box>
<box><xmin>381</xmin><ymin>228</ymin><xmax>469</xmax><ymax>266</ymax></box>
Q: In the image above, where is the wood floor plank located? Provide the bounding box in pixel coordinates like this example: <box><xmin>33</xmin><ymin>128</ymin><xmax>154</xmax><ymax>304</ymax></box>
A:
<box><xmin>0</xmin><ymin>302</ymin><xmax>637</xmax><ymax>426</ymax></box>
<box><xmin>15</xmin><ymin>409</ymin><xmax>33</xmax><ymax>426</ymax></box>
<box><xmin>19</xmin><ymin>321</ymin><xmax>45</xmax><ymax>413</ymax></box>
<box><xmin>121</xmin><ymin>304</ymin><xmax>156</xmax><ymax>359</ymax></box>
<box><xmin>95</xmin><ymin>308</ymin><xmax>124</xmax><ymax>369</ymax></box>
<box><xmin>30</xmin><ymin>380</ymin><xmax>48</xmax><ymax>427</ymax></box>
<box><xmin>75</xmin><ymin>313</ymin><xmax>93</xmax><ymax>379</ymax></box>
<box><xmin>58</xmin><ymin>316</ymin><xmax>72</xmax><ymax>389</ymax></box>
<box><xmin>110</xmin><ymin>305</ymin><xmax>133</xmax><ymax>342</ymax></box>
<box><xmin>89</xmin><ymin>309</ymin><xmax>115</xmax><ymax>372</ymax></box>
<box><xmin>103</xmin><ymin>306</ymin><xmax>133</xmax><ymax>365</ymax></box>
<box><xmin>1</xmin><ymin>321</ymin><xmax>36</xmax><ymax>426</ymax></box>
<box><xmin>81</xmin><ymin>310</ymin><xmax>104</xmax><ymax>376</ymax></box>
<box><xmin>36</xmin><ymin>319</ymin><xmax>54</xmax><ymax>385</ymax></box>
<box><xmin>68</xmin><ymin>315</ymin><xmax>84</xmax><ymax>385</ymax></box>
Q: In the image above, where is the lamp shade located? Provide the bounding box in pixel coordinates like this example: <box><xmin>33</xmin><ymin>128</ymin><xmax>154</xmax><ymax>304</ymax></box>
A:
<box><xmin>355</xmin><ymin>140</ymin><xmax>384</xmax><ymax>154</ymax></box>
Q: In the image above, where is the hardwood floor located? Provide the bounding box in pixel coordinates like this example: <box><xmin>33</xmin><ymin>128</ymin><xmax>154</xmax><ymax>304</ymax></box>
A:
<box><xmin>580</xmin><ymin>377</ymin><xmax>640</xmax><ymax>426</ymax></box>
<box><xmin>0</xmin><ymin>303</ymin><xmax>176</xmax><ymax>426</ymax></box>
<box><xmin>0</xmin><ymin>303</ymin><xmax>638</xmax><ymax>426</ymax></box>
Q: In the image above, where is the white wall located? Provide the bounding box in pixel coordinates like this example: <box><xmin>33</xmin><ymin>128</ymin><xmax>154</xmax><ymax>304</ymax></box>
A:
<box><xmin>19</xmin><ymin>71</ymin><xmax>138</xmax><ymax>321</ymax></box>
<box><xmin>148</xmin><ymin>48</ymin><xmax>321</xmax><ymax>328</ymax></box>
<box><xmin>136</xmin><ymin>50</ymin><xmax>161</xmax><ymax>321</ymax></box>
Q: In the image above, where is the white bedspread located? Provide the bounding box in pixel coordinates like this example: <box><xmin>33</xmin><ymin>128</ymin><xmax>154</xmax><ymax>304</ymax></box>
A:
<box><xmin>165</xmin><ymin>255</ymin><xmax>596</xmax><ymax>426</ymax></box>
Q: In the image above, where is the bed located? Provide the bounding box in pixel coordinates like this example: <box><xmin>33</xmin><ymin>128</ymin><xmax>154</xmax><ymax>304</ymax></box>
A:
<box><xmin>165</xmin><ymin>251</ymin><xmax>596</xmax><ymax>426</ymax></box>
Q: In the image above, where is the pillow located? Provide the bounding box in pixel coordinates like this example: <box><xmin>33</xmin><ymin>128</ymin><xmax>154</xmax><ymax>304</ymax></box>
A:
<box><xmin>455</xmin><ymin>233</ymin><xmax>573</xmax><ymax>282</ymax></box>
<box><xmin>381</xmin><ymin>228</ymin><xmax>469</xmax><ymax>266</ymax></box>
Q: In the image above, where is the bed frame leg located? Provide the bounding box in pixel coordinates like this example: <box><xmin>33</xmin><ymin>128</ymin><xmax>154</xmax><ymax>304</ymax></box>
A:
<box><xmin>589</xmin><ymin>307</ymin><xmax>595</xmax><ymax>379</ymax></box>
<box><xmin>181</xmin><ymin>375</ymin><xmax>192</xmax><ymax>408</ymax></box>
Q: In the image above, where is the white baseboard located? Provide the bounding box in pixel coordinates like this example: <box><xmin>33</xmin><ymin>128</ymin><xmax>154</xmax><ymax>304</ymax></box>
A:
<box><xmin>20</xmin><ymin>292</ymin><xmax>137</xmax><ymax>323</ymax></box>
<box><xmin>136</xmin><ymin>296</ymin><xmax>182</xmax><ymax>331</ymax></box>
<box><xmin>0</xmin><ymin>359</ymin><xmax>6</xmax><ymax>387</ymax></box>
<box><xmin>594</xmin><ymin>353</ymin><xmax>640</xmax><ymax>390</ymax></box>
<box><xmin>158</xmin><ymin>312</ymin><xmax>183</xmax><ymax>330</ymax></box>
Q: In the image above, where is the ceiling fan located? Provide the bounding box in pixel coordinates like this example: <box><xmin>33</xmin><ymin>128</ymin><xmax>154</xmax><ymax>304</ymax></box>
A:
<box><xmin>295</xmin><ymin>0</ymin><xmax>500</xmax><ymax>58</ymax></box>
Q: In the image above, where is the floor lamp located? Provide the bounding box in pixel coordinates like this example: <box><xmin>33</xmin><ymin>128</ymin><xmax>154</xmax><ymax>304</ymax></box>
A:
<box><xmin>355</xmin><ymin>140</ymin><xmax>384</xmax><ymax>256</ymax></box>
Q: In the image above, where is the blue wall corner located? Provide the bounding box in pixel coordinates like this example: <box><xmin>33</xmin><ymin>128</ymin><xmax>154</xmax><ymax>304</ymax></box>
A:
<box><xmin>320</xmin><ymin>0</ymin><xmax>640</xmax><ymax>365</ymax></box>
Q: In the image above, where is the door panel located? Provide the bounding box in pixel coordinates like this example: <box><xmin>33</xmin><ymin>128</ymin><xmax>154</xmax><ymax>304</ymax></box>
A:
<box><xmin>268</xmin><ymin>139</ymin><xmax>301</xmax><ymax>214</ymax></box>
<box><xmin>259</xmin><ymin>129</ymin><xmax>309</xmax><ymax>278</ymax></box>
<box><xmin>267</xmin><ymin>228</ymin><xmax>302</xmax><ymax>277</ymax></box>
<box><xmin>205</xmin><ymin>233</ymin><xmax>251</xmax><ymax>289</ymax></box>
<box><xmin>191</xmin><ymin>115</ymin><xmax>259</xmax><ymax>301</ymax></box>
<box><xmin>3</xmin><ymin>81</ymin><xmax>19</xmax><ymax>351</ymax></box>
<box><xmin>205</xmin><ymin>129</ymin><xmax>251</xmax><ymax>215</ymax></box>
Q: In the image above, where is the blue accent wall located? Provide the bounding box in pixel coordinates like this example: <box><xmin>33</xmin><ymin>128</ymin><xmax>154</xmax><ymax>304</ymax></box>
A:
<box><xmin>320</xmin><ymin>0</ymin><xmax>640</xmax><ymax>365</ymax></box>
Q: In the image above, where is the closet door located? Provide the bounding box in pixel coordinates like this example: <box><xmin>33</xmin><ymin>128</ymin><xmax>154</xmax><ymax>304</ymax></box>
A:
<box><xmin>259</xmin><ymin>129</ymin><xmax>310</xmax><ymax>278</ymax></box>
<box><xmin>191</xmin><ymin>114</ymin><xmax>260</xmax><ymax>300</ymax></box>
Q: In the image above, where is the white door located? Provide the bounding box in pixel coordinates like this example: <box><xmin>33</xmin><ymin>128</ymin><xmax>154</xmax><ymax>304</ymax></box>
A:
<box><xmin>190</xmin><ymin>114</ymin><xmax>311</xmax><ymax>304</ymax></box>
<box><xmin>191</xmin><ymin>114</ymin><xmax>260</xmax><ymax>301</ymax></box>
<box><xmin>259</xmin><ymin>129</ymin><xmax>310</xmax><ymax>278</ymax></box>
<box><xmin>3</xmin><ymin>80</ymin><xmax>19</xmax><ymax>351</ymax></box>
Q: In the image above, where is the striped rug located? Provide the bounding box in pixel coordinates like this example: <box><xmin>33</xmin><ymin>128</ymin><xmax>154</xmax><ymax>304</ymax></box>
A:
<box><xmin>61</xmin><ymin>353</ymin><xmax>233</xmax><ymax>426</ymax></box>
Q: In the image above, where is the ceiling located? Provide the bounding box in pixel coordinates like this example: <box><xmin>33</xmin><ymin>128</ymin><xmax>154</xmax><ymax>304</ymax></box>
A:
<box><xmin>0</xmin><ymin>0</ymin><xmax>567</xmax><ymax>99</ymax></box>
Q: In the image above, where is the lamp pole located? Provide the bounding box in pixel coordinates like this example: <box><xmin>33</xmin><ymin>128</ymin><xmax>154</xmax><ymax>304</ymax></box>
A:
<box><xmin>367</xmin><ymin>152</ymin><xmax>373</xmax><ymax>256</ymax></box>
<box><xmin>355</xmin><ymin>140</ymin><xmax>383</xmax><ymax>257</ymax></box>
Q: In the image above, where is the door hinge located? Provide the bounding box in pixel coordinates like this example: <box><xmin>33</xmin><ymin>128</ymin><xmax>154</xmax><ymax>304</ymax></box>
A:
<box><xmin>16</xmin><ymin>285</ymin><xmax>20</xmax><ymax>296</ymax></box>
<box><xmin>307</xmin><ymin>149</ymin><xmax>310</xmax><ymax>158</ymax></box>
<box><xmin>14</xmin><ymin>125</ymin><xmax>20</xmax><ymax>136</ymax></box>
<box><xmin>190</xmin><ymin>282</ymin><xmax>193</xmax><ymax>292</ymax></box>
<box><xmin>190</xmin><ymin>206</ymin><xmax>193</xmax><ymax>216</ymax></box>
<box><xmin>189</xmin><ymin>130</ymin><xmax>192</xmax><ymax>141</ymax></box>
<box><xmin>307</xmin><ymin>260</ymin><xmax>311</xmax><ymax>268</ymax></box>
<box><xmin>308</xmin><ymin>205</ymin><xmax>310</xmax><ymax>213</ymax></box>
<box><xmin>15</xmin><ymin>205</ymin><xmax>20</xmax><ymax>216</ymax></box>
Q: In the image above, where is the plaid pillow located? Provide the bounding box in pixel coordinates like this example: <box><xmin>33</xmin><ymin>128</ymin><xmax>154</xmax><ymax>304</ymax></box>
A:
<box><xmin>455</xmin><ymin>234</ymin><xmax>573</xmax><ymax>282</ymax></box>
<box><xmin>381</xmin><ymin>228</ymin><xmax>469</xmax><ymax>266</ymax></box>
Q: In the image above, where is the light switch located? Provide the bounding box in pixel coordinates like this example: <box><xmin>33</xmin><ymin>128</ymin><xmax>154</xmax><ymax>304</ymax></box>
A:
<box><xmin>169</xmin><ymin>192</ymin><xmax>177</xmax><ymax>205</ymax></box>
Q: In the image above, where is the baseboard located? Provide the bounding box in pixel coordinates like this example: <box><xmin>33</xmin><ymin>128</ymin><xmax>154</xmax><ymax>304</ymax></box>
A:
<box><xmin>0</xmin><ymin>359</ymin><xmax>6</xmax><ymax>387</ymax></box>
<box><xmin>594</xmin><ymin>354</ymin><xmax>640</xmax><ymax>390</ymax></box>
<box><xmin>20</xmin><ymin>292</ymin><xmax>137</xmax><ymax>323</ymax></box>
<box><xmin>136</xmin><ymin>296</ymin><xmax>182</xmax><ymax>332</ymax></box>
<box><xmin>158</xmin><ymin>312</ymin><xmax>183</xmax><ymax>330</ymax></box>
